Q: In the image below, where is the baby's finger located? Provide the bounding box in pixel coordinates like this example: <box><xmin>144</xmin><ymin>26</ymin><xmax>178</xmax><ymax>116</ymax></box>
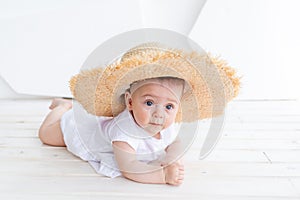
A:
<box><xmin>179</xmin><ymin>170</ymin><xmax>184</xmax><ymax>176</ymax></box>
<box><xmin>169</xmin><ymin>179</ymin><xmax>181</xmax><ymax>186</ymax></box>
<box><xmin>174</xmin><ymin>178</ymin><xmax>183</xmax><ymax>186</ymax></box>
<box><xmin>178</xmin><ymin>164</ymin><xmax>184</xmax><ymax>170</ymax></box>
<box><xmin>178</xmin><ymin>173</ymin><xmax>184</xmax><ymax>180</ymax></box>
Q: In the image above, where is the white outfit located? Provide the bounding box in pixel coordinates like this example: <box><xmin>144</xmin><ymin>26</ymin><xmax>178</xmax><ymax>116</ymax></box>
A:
<box><xmin>60</xmin><ymin>104</ymin><xmax>179</xmax><ymax>178</ymax></box>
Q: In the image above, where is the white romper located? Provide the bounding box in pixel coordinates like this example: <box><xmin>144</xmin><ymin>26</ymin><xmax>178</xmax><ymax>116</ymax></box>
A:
<box><xmin>60</xmin><ymin>103</ymin><xmax>179</xmax><ymax>178</ymax></box>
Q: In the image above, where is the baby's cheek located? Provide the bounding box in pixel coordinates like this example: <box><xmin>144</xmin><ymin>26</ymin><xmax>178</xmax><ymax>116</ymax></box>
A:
<box><xmin>139</xmin><ymin>111</ymin><xmax>151</xmax><ymax>124</ymax></box>
<box><xmin>167</xmin><ymin>113</ymin><xmax>177</xmax><ymax>123</ymax></box>
<box><xmin>164</xmin><ymin>117</ymin><xmax>174</xmax><ymax>128</ymax></box>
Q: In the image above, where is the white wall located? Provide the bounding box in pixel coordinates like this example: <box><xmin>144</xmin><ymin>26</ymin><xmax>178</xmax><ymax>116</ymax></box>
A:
<box><xmin>1</xmin><ymin>0</ymin><xmax>300</xmax><ymax>100</ymax></box>
<box><xmin>190</xmin><ymin>0</ymin><xmax>300</xmax><ymax>100</ymax></box>
<box><xmin>0</xmin><ymin>0</ymin><xmax>204</xmax><ymax>98</ymax></box>
<box><xmin>0</xmin><ymin>0</ymin><xmax>143</xmax><ymax>98</ymax></box>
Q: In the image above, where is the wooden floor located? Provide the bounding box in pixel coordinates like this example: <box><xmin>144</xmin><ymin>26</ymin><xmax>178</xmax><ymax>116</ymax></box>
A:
<box><xmin>1</xmin><ymin>99</ymin><xmax>300</xmax><ymax>200</ymax></box>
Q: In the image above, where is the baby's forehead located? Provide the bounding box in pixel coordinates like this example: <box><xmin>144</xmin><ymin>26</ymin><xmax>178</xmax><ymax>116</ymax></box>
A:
<box><xmin>130</xmin><ymin>78</ymin><xmax>185</xmax><ymax>98</ymax></box>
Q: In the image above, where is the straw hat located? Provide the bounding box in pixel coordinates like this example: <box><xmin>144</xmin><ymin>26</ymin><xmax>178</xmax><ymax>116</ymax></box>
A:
<box><xmin>69</xmin><ymin>43</ymin><xmax>240</xmax><ymax>122</ymax></box>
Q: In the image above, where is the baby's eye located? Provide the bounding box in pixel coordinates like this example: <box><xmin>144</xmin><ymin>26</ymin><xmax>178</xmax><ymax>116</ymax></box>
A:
<box><xmin>146</xmin><ymin>100</ymin><xmax>153</xmax><ymax>106</ymax></box>
<box><xmin>165</xmin><ymin>104</ymin><xmax>174</xmax><ymax>110</ymax></box>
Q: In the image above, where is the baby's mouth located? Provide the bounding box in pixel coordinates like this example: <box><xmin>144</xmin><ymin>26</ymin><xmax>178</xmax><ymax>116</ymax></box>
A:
<box><xmin>149</xmin><ymin>118</ymin><xmax>164</xmax><ymax>126</ymax></box>
<box><xmin>149</xmin><ymin>122</ymin><xmax>163</xmax><ymax>126</ymax></box>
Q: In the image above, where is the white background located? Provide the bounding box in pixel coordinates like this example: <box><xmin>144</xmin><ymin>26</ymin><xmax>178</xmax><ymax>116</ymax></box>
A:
<box><xmin>190</xmin><ymin>0</ymin><xmax>300</xmax><ymax>100</ymax></box>
<box><xmin>1</xmin><ymin>0</ymin><xmax>300</xmax><ymax>100</ymax></box>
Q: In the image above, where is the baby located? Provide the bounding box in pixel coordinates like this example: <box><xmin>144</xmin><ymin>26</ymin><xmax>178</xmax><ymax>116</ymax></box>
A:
<box><xmin>38</xmin><ymin>42</ymin><xmax>240</xmax><ymax>186</ymax></box>
<box><xmin>39</xmin><ymin>77</ymin><xmax>185</xmax><ymax>186</ymax></box>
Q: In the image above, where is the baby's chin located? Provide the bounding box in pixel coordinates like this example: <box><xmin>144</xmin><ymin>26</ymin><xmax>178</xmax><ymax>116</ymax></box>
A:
<box><xmin>142</xmin><ymin>123</ymin><xmax>167</xmax><ymax>138</ymax></box>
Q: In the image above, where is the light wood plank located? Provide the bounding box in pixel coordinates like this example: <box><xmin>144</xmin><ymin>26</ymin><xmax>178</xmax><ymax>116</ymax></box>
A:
<box><xmin>1</xmin><ymin>99</ymin><xmax>300</xmax><ymax>199</ymax></box>
<box><xmin>216</xmin><ymin>138</ymin><xmax>300</xmax><ymax>150</ymax></box>
<box><xmin>0</xmin><ymin>129</ymin><xmax>38</xmax><ymax>137</ymax></box>
<box><xmin>0</xmin><ymin>194</ymin><xmax>299</xmax><ymax>200</ymax></box>
<box><xmin>289</xmin><ymin>178</ymin><xmax>300</xmax><ymax>197</ymax></box>
<box><xmin>0</xmin><ymin>146</ymin><xmax>75</xmax><ymax>161</ymax></box>
<box><xmin>186</xmin><ymin>162</ymin><xmax>300</xmax><ymax>178</ymax></box>
<box><xmin>0</xmin><ymin>175</ymin><xmax>298</xmax><ymax>198</ymax></box>
<box><xmin>223</xmin><ymin>130</ymin><xmax>300</xmax><ymax>140</ymax></box>
<box><xmin>2</xmin><ymin>158</ymin><xmax>300</xmax><ymax>178</ymax></box>
<box><xmin>264</xmin><ymin>150</ymin><xmax>300</xmax><ymax>163</ymax></box>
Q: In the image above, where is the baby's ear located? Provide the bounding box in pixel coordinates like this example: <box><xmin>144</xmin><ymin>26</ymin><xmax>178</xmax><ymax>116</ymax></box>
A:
<box><xmin>124</xmin><ymin>91</ymin><xmax>133</xmax><ymax>110</ymax></box>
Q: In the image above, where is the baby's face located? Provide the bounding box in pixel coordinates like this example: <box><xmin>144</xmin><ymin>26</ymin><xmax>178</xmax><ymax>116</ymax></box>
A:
<box><xmin>125</xmin><ymin>80</ymin><xmax>183</xmax><ymax>136</ymax></box>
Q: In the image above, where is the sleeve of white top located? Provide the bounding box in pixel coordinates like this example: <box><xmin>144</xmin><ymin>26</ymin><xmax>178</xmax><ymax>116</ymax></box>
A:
<box><xmin>110</xmin><ymin>130</ymin><xmax>140</xmax><ymax>151</ymax></box>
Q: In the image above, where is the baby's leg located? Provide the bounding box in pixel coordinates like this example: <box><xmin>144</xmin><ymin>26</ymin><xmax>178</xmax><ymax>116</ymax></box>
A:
<box><xmin>38</xmin><ymin>98</ymin><xmax>72</xmax><ymax>147</ymax></box>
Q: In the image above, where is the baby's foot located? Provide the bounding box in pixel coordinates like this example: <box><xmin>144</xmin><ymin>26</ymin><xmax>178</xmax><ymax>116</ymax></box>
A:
<box><xmin>49</xmin><ymin>98</ymin><xmax>72</xmax><ymax>110</ymax></box>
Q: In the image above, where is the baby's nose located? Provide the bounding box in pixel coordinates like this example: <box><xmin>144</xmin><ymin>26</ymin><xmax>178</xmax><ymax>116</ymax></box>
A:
<box><xmin>152</xmin><ymin>106</ymin><xmax>165</xmax><ymax>118</ymax></box>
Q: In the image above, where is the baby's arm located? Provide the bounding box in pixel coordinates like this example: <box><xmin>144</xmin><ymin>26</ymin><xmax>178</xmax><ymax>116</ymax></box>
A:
<box><xmin>164</xmin><ymin>137</ymin><xmax>183</xmax><ymax>164</ymax></box>
<box><xmin>163</xmin><ymin>138</ymin><xmax>185</xmax><ymax>185</ymax></box>
<box><xmin>113</xmin><ymin>141</ymin><xmax>183</xmax><ymax>185</ymax></box>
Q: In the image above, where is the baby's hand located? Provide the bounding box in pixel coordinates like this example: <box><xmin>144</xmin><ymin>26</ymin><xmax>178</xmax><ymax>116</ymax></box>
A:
<box><xmin>163</xmin><ymin>162</ymin><xmax>184</xmax><ymax>186</ymax></box>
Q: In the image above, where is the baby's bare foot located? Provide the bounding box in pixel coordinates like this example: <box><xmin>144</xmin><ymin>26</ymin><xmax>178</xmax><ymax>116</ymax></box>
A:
<box><xmin>49</xmin><ymin>98</ymin><xmax>72</xmax><ymax>110</ymax></box>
